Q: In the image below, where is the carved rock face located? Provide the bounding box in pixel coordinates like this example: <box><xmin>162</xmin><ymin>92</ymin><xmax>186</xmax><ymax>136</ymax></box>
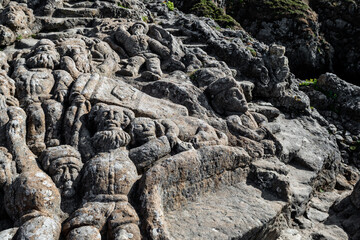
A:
<box><xmin>26</xmin><ymin>39</ymin><xmax>60</xmax><ymax>69</ymax></box>
<box><xmin>0</xmin><ymin>0</ymin><xmax>357</xmax><ymax>239</ymax></box>
<box><xmin>92</xmin><ymin>103</ymin><xmax>128</xmax><ymax>132</ymax></box>
<box><xmin>50</xmin><ymin>157</ymin><xmax>82</xmax><ymax>198</ymax></box>
<box><xmin>0</xmin><ymin>148</ymin><xmax>12</xmax><ymax>188</ymax></box>
<box><xmin>41</xmin><ymin>145</ymin><xmax>83</xmax><ymax>199</ymax></box>
<box><xmin>212</xmin><ymin>87</ymin><xmax>248</xmax><ymax>115</ymax></box>
<box><xmin>129</xmin><ymin>117</ymin><xmax>157</xmax><ymax>146</ymax></box>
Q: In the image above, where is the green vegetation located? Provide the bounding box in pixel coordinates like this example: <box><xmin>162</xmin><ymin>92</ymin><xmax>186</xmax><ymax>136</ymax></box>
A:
<box><xmin>299</xmin><ymin>78</ymin><xmax>338</xmax><ymax>100</ymax></box>
<box><xmin>117</xmin><ymin>2</ymin><xmax>128</xmax><ymax>8</ymax></box>
<box><xmin>142</xmin><ymin>16</ymin><xmax>149</xmax><ymax>23</ymax></box>
<box><xmin>349</xmin><ymin>140</ymin><xmax>360</xmax><ymax>151</ymax></box>
<box><xmin>190</xmin><ymin>0</ymin><xmax>239</xmax><ymax>28</ymax></box>
<box><xmin>299</xmin><ymin>78</ymin><xmax>317</xmax><ymax>86</ymax></box>
<box><xmin>188</xmin><ymin>69</ymin><xmax>199</xmax><ymax>81</ymax></box>
<box><xmin>263</xmin><ymin>0</ymin><xmax>309</xmax><ymax>18</ymax></box>
<box><xmin>16</xmin><ymin>35</ymin><xmax>23</xmax><ymax>41</ymax></box>
<box><xmin>225</xmin><ymin>0</ymin><xmax>310</xmax><ymax>21</ymax></box>
<box><xmin>247</xmin><ymin>47</ymin><xmax>257</xmax><ymax>57</ymax></box>
<box><xmin>163</xmin><ymin>1</ymin><xmax>175</xmax><ymax>11</ymax></box>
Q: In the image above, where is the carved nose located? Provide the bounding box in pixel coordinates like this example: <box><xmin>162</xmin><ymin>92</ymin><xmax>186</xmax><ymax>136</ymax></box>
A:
<box><xmin>63</xmin><ymin>168</ymin><xmax>71</xmax><ymax>181</ymax></box>
<box><xmin>108</xmin><ymin>110</ymin><xmax>114</xmax><ymax>119</ymax></box>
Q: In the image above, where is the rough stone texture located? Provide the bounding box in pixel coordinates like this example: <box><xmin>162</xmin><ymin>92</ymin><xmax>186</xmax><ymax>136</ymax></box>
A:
<box><xmin>0</xmin><ymin>0</ymin><xmax>358</xmax><ymax>239</ymax></box>
<box><xmin>165</xmin><ymin>183</ymin><xmax>286</xmax><ymax>240</ymax></box>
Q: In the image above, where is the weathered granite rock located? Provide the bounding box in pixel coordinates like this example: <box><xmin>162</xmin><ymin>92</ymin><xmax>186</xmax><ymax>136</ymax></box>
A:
<box><xmin>70</xmin><ymin>73</ymin><xmax>189</xmax><ymax>119</ymax></box>
<box><xmin>0</xmin><ymin>0</ymin><xmax>357</xmax><ymax>239</ymax></box>
<box><xmin>138</xmin><ymin>145</ymin><xmax>253</xmax><ymax>239</ymax></box>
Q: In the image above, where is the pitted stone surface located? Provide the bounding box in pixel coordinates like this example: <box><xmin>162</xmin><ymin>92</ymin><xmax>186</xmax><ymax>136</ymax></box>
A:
<box><xmin>0</xmin><ymin>0</ymin><xmax>358</xmax><ymax>239</ymax></box>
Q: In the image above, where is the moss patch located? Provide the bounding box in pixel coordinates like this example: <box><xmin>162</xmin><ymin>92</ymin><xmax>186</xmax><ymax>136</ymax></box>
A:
<box><xmin>263</xmin><ymin>0</ymin><xmax>309</xmax><ymax>18</ymax></box>
<box><xmin>226</xmin><ymin>0</ymin><xmax>311</xmax><ymax>21</ymax></box>
<box><xmin>190</xmin><ymin>0</ymin><xmax>240</xmax><ymax>28</ymax></box>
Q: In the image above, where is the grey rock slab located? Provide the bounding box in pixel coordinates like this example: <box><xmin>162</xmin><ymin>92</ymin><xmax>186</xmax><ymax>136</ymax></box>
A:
<box><xmin>0</xmin><ymin>228</ymin><xmax>18</xmax><ymax>240</ymax></box>
<box><xmin>277</xmin><ymin>229</ymin><xmax>302</xmax><ymax>240</ymax></box>
<box><xmin>306</xmin><ymin>207</ymin><xmax>329</xmax><ymax>222</ymax></box>
<box><xmin>53</xmin><ymin>7</ymin><xmax>99</xmax><ymax>18</ymax></box>
<box><xmin>264</xmin><ymin>115</ymin><xmax>339</xmax><ymax>172</ymax></box>
<box><xmin>165</xmin><ymin>183</ymin><xmax>286</xmax><ymax>240</ymax></box>
<box><xmin>71</xmin><ymin>73</ymin><xmax>189</xmax><ymax>119</ymax></box>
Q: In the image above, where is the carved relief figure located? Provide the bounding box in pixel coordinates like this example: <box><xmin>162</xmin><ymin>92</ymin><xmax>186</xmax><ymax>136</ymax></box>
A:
<box><xmin>63</xmin><ymin>103</ymin><xmax>141</xmax><ymax>240</ymax></box>
<box><xmin>11</xmin><ymin>40</ymin><xmax>64</xmax><ymax>154</ymax></box>
<box><xmin>2</xmin><ymin>107</ymin><xmax>62</xmax><ymax>239</ymax></box>
<box><xmin>41</xmin><ymin>145</ymin><xmax>83</xmax><ymax>214</ymax></box>
<box><xmin>115</xmin><ymin>22</ymin><xmax>170</xmax><ymax>80</ymax></box>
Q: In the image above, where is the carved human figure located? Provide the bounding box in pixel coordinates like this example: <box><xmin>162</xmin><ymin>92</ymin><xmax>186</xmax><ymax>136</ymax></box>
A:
<box><xmin>41</xmin><ymin>145</ymin><xmax>83</xmax><ymax>214</ymax></box>
<box><xmin>84</xmin><ymin>37</ymin><xmax>121</xmax><ymax>76</ymax></box>
<box><xmin>128</xmin><ymin>117</ymin><xmax>192</xmax><ymax>172</ymax></box>
<box><xmin>90</xmin><ymin>103</ymin><xmax>135</xmax><ymax>153</ymax></box>
<box><xmin>171</xmin><ymin>116</ymin><xmax>229</xmax><ymax>149</ymax></box>
<box><xmin>26</xmin><ymin>39</ymin><xmax>60</xmax><ymax>69</ymax></box>
<box><xmin>0</xmin><ymin>2</ymin><xmax>35</xmax><ymax>43</ymax></box>
<box><xmin>0</xmin><ymin>70</ymin><xmax>18</xmax><ymax>147</ymax></box>
<box><xmin>63</xmin><ymin>103</ymin><xmax>141</xmax><ymax>240</ymax></box>
<box><xmin>205</xmin><ymin>77</ymin><xmax>268</xmax><ymax>142</ymax></box>
<box><xmin>205</xmin><ymin>77</ymin><xmax>249</xmax><ymax>116</ymax></box>
<box><xmin>11</xmin><ymin>41</ymin><xmax>65</xmax><ymax>153</ymax></box>
<box><xmin>2</xmin><ymin>106</ymin><xmax>62</xmax><ymax>240</ymax></box>
<box><xmin>56</xmin><ymin>37</ymin><xmax>92</xmax><ymax>79</ymax></box>
<box><xmin>115</xmin><ymin>22</ymin><xmax>170</xmax><ymax>80</ymax></box>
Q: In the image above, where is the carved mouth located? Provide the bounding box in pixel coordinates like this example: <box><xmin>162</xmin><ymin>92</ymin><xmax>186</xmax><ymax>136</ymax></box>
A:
<box><xmin>105</xmin><ymin>121</ymin><xmax>120</xmax><ymax>129</ymax></box>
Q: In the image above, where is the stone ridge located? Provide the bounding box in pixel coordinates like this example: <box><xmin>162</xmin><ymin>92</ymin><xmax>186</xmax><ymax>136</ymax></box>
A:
<box><xmin>174</xmin><ymin>0</ymin><xmax>360</xmax><ymax>85</ymax></box>
<box><xmin>0</xmin><ymin>0</ymin><xmax>358</xmax><ymax>239</ymax></box>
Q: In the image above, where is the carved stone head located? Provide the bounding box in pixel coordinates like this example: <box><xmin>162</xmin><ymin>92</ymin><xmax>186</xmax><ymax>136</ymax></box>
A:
<box><xmin>0</xmin><ymin>71</ymin><xmax>16</xmax><ymax>98</ymax></box>
<box><xmin>0</xmin><ymin>147</ymin><xmax>14</xmax><ymax>188</ymax></box>
<box><xmin>41</xmin><ymin>145</ymin><xmax>83</xmax><ymax>198</ymax></box>
<box><xmin>129</xmin><ymin>117</ymin><xmax>157</xmax><ymax>146</ymax></box>
<box><xmin>130</xmin><ymin>22</ymin><xmax>149</xmax><ymax>36</ymax></box>
<box><xmin>90</xmin><ymin>103</ymin><xmax>134</xmax><ymax>151</ymax></box>
<box><xmin>26</xmin><ymin>39</ymin><xmax>60</xmax><ymax>69</ymax></box>
<box><xmin>206</xmin><ymin>77</ymin><xmax>248</xmax><ymax>115</ymax></box>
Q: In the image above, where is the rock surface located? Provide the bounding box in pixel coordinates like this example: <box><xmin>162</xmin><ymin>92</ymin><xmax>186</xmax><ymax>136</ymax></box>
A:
<box><xmin>0</xmin><ymin>0</ymin><xmax>358</xmax><ymax>239</ymax></box>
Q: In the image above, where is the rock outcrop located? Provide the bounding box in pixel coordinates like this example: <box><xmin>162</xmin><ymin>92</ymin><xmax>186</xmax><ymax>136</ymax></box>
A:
<box><xmin>0</xmin><ymin>0</ymin><xmax>359</xmax><ymax>239</ymax></box>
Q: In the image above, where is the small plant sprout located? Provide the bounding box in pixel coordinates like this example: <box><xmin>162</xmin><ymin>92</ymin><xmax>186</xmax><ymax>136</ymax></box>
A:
<box><xmin>163</xmin><ymin>1</ymin><xmax>175</xmax><ymax>11</ymax></box>
<box><xmin>299</xmin><ymin>78</ymin><xmax>317</xmax><ymax>86</ymax></box>
<box><xmin>246</xmin><ymin>47</ymin><xmax>256</xmax><ymax>57</ymax></box>
<box><xmin>142</xmin><ymin>16</ymin><xmax>149</xmax><ymax>23</ymax></box>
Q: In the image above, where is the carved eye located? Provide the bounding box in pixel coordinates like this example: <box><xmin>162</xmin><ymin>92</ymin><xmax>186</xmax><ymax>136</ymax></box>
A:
<box><xmin>134</xmin><ymin>124</ymin><xmax>143</xmax><ymax>130</ymax></box>
<box><xmin>56</xmin><ymin>168</ymin><xmax>64</xmax><ymax>175</ymax></box>
<box><xmin>70</xmin><ymin>167</ymin><xmax>79</xmax><ymax>176</ymax></box>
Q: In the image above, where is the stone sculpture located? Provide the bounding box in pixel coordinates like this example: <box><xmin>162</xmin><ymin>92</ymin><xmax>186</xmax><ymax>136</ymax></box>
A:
<box><xmin>56</xmin><ymin>38</ymin><xmax>92</xmax><ymax>79</ymax></box>
<box><xmin>128</xmin><ymin>117</ymin><xmax>192</xmax><ymax>172</ymax></box>
<box><xmin>41</xmin><ymin>145</ymin><xmax>83</xmax><ymax>214</ymax></box>
<box><xmin>11</xmin><ymin>40</ymin><xmax>65</xmax><ymax>154</ymax></box>
<box><xmin>115</xmin><ymin>22</ymin><xmax>170</xmax><ymax>80</ymax></box>
<box><xmin>2</xmin><ymin>107</ymin><xmax>62</xmax><ymax>239</ymax></box>
<box><xmin>0</xmin><ymin>0</ymin><xmax>357</xmax><ymax>239</ymax></box>
<box><xmin>62</xmin><ymin>102</ymin><xmax>141</xmax><ymax>240</ymax></box>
